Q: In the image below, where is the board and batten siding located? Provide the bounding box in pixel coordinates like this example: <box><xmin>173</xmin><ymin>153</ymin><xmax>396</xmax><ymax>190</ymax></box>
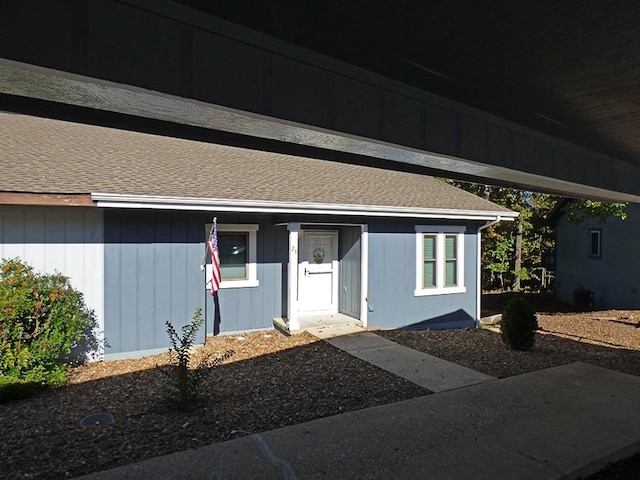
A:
<box><xmin>366</xmin><ymin>220</ymin><xmax>478</xmax><ymax>328</ymax></box>
<box><xmin>338</xmin><ymin>225</ymin><xmax>361</xmax><ymax>319</ymax></box>
<box><xmin>0</xmin><ymin>205</ymin><xmax>105</xmax><ymax>356</ymax></box>
<box><xmin>103</xmin><ymin>210</ymin><xmax>283</xmax><ymax>357</ymax></box>
<box><xmin>556</xmin><ymin>203</ymin><xmax>640</xmax><ymax>309</ymax></box>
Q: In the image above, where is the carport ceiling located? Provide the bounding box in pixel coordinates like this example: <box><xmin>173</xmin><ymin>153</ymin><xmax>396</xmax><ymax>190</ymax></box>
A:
<box><xmin>179</xmin><ymin>0</ymin><xmax>640</xmax><ymax>165</ymax></box>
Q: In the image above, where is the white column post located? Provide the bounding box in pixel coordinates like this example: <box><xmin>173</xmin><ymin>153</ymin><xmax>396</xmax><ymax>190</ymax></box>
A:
<box><xmin>359</xmin><ymin>225</ymin><xmax>369</xmax><ymax>327</ymax></box>
<box><xmin>287</xmin><ymin>223</ymin><xmax>300</xmax><ymax>330</ymax></box>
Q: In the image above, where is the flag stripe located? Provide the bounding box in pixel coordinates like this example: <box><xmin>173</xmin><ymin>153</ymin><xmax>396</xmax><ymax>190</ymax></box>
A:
<box><xmin>208</xmin><ymin>219</ymin><xmax>222</xmax><ymax>294</ymax></box>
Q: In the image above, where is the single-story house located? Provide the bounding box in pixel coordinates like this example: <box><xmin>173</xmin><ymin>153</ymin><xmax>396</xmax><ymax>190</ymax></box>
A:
<box><xmin>555</xmin><ymin>201</ymin><xmax>639</xmax><ymax>309</ymax></box>
<box><xmin>0</xmin><ymin>111</ymin><xmax>517</xmax><ymax>359</ymax></box>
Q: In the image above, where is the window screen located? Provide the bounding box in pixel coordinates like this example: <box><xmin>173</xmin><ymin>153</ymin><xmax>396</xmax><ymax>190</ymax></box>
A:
<box><xmin>445</xmin><ymin>235</ymin><xmax>458</xmax><ymax>286</ymax></box>
<box><xmin>423</xmin><ymin>234</ymin><xmax>437</xmax><ymax>288</ymax></box>
<box><xmin>589</xmin><ymin>229</ymin><xmax>601</xmax><ymax>258</ymax></box>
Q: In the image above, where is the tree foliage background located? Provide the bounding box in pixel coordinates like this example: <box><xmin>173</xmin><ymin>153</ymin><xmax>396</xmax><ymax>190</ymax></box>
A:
<box><xmin>445</xmin><ymin>180</ymin><xmax>627</xmax><ymax>292</ymax></box>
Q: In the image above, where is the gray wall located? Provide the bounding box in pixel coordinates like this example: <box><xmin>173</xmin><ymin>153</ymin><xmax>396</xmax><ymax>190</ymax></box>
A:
<box><xmin>556</xmin><ymin>203</ymin><xmax>640</xmax><ymax>309</ymax></box>
<box><xmin>338</xmin><ymin>225</ymin><xmax>361</xmax><ymax>319</ymax></box>
<box><xmin>103</xmin><ymin>210</ymin><xmax>284</xmax><ymax>356</ymax></box>
<box><xmin>0</xmin><ymin>205</ymin><xmax>483</xmax><ymax>356</ymax></box>
<box><xmin>366</xmin><ymin>220</ymin><xmax>478</xmax><ymax>328</ymax></box>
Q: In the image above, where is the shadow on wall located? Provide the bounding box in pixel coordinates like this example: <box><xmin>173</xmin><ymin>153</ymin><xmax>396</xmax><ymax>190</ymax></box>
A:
<box><xmin>400</xmin><ymin>309</ymin><xmax>476</xmax><ymax>331</ymax></box>
<box><xmin>65</xmin><ymin>310</ymin><xmax>105</xmax><ymax>364</ymax></box>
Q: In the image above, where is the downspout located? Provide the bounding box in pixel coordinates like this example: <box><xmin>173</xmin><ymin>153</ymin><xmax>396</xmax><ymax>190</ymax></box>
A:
<box><xmin>476</xmin><ymin>216</ymin><xmax>502</xmax><ymax>327</ymax></box>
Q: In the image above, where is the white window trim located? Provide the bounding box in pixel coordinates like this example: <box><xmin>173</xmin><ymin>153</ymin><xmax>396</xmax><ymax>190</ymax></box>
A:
<box><xmin>205</xmin><ymin>223</ymin><xmax>259</xmax><ymax>289</ymax></box>
<box><xmin>414</xmin><ymin>225</ymin><xmax>466</xmax><ymax>296</ymax></box>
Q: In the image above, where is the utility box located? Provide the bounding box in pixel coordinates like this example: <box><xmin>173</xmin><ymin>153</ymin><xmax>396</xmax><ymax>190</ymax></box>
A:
<box><xmin>573</xmin><ymin>289</ymin><xmax>594</xmax><ymax>311</ymax></box>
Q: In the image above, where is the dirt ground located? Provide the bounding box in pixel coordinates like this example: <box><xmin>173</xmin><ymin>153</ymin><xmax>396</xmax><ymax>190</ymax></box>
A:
<box><xmin>2</xmin><ymin>293</ymin><xmax>640</xmax><ymax>479</ymax></box>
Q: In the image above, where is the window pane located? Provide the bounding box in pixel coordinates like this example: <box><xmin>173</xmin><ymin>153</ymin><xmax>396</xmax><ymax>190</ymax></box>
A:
<box><xmin>445</xmin><ymin>235</ymin><xmax>457</xmax><ymax>259</ymax></box>
<box><xmin>423</xmin><ymin>235</ymin><xmax>435</xmax><ymax>260</ymax></box>
<box><xmin>589</xmin><ymin>231</ymin><xmax>600</xmax><ymax>257</ymax></box>
<box><xmin>219</xmin><ymin>233</ymin><xmax>248</xmax><ymax>279</ymax></box>
<box><xmin>445</xmin><ymin>260</ymin><xmax>457</xmax><ymax>286</ymax></box>
<box><xmin>423</xmin><ymin>261</ymin><xmax>436</xmax><ymax>288</ymax></box>
<box><xmin>423</xmin><ymin>235</ymin><xmax>436</xmax><ymax>288</ymax></box>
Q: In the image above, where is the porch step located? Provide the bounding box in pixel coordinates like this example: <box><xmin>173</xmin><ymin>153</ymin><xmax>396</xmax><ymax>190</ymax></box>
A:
<box><xmin>305</xmin><ymin>323</ymin><xmax>366</xmax><ymax>339</ymax></box>
<box><xmin>272</xmin><ymin>314</ymin><xmax>363</xmax><ymax>337</ymax></box>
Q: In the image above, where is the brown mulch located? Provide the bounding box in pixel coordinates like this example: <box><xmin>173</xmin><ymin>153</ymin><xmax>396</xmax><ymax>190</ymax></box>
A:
<box><xmin>2</xmin><ymin>308</ymin><xmax>640</xmax><ymax>479</ymax></box>
<box><xmin>379</xmin><ymin>310</ymin><xmax>640</xmax><ymax>378</ymax></box>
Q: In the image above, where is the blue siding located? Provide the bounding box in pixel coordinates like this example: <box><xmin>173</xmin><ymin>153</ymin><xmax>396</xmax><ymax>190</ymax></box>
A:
<box><xmin>339</xmin><ymin>226</ymin><xmax>361</xmax><ymax>318</ymax></box>
<box><xmin>556</xmin><ymin>203</ymin><xmax>640</xmax><ymax>309</ymax></box>
<box><xmin>103</xmin><ymin>210</ymin><xmax>483</xmax><ymax>355</ymax></box>
<box><xmin>366</xmin><ymin>220</ymin><xmax>478</xmax><ymax>329</ymax></box>
<box><xmin>104</xmin><ymin>211</ymin><xmax>283</xmax><ymax>355</ymax></box>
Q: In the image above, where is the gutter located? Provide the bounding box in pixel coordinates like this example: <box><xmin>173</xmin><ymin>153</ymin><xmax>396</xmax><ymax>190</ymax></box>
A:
<box><xmin>91</xmin><ymin>193</ymin><xmax>519</xmax><ymax>221</ymax></box>
<box><xmin>476</xmin><ymin>215</ymin><xmax>512</xmax><ymax>326</ymax></box>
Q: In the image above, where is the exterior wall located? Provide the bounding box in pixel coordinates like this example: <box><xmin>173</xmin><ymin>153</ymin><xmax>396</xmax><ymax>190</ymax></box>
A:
<box><xmin>366</xmin><ymin>219</ymin><xmax>479</xmax><ymax>329</ymax></box>
<box><xmin>0</xmin><ymin>205</ymin><xmax>105</xmax><ymax>354</ymax></box>
<box><xmin>103</xmin><ymin>210</ymin><xmax>284</xmax><ymax>358</ymax></box>
<box><xmin>0</xmin><ymin>206</ymin><xmax>484</xmax><ymax>357</ymax></box>
<box><xmin>338</xmin><ymin>225</ymin><xmax>361</xmax><ymax>319</ymax></box>
<box><xmin>556</xmin><ymin>203</ymin><xmax>640</xmax><ymax>309</ymax></box>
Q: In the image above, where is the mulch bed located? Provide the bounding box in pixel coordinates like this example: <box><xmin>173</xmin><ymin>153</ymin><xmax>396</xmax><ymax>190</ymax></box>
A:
<box><xmin>2</xmin><ymin>307</ymin><xmax>640</xmax><ymax>479</ymax></box>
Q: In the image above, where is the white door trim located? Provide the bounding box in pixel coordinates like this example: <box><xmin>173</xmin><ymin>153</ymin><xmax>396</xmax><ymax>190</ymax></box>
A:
<box><xmin>360</xmin><ymin>225</ymin><xmax>369</xmax><ymax>327</ymax></box>
<box><xmin>287</xmin><ymin>223</ymin><xmax>300</xmax><ymax>330</ymax></box>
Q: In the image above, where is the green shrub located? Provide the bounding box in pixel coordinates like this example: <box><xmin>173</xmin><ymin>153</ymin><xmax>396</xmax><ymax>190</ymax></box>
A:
<box><xmin>500</xmin><ymin>297</ymin><xmax>538</xmax><ymax>351</ymax></box>
<box><xmin>0</xmin><ymin>258</ymin><xmax>92</xmax><ymax>392</ymax></box>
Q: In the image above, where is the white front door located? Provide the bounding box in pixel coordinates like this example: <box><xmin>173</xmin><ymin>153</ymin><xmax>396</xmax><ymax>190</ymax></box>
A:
<box><xmin>298</xmin><ymin>230</ymin><xmax>338</xmax><ymax>314</ymax></box>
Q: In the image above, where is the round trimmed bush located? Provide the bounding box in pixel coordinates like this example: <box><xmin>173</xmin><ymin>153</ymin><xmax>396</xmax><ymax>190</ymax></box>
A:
<box><xmin>500</xmin><ymin>297</ymin><xmax>538</xmax><ymax>351</ymax></box>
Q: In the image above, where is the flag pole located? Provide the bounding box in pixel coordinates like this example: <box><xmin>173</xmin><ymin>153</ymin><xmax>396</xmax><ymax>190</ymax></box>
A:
<box><xmin>201</xmin><ymin>218</ymin><xmax>217</xmax><ymax>344</ymax></box>
<box><xmin>201</xmin><ymin>220</ymin><xmax>215</xmax><ymax>270</ymax></box>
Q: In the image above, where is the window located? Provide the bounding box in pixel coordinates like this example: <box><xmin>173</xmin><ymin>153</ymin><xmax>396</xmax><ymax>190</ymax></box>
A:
<box><xmin>206</xmin><ymin>223</ymin><xmax>259</xmax><ymax>288</ymax></box>
<box><xmin>589</xmin><ymin>229</ymin><xmax>601</xmax><ymax>258</ymax></box>
<box><xmin>415</xmin><ymin>226</ymin><xmax>466</xmax><ymax>296</ymax></box>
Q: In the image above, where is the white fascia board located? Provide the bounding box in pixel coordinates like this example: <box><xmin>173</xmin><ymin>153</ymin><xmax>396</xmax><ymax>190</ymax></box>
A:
<box><xmin>91</xmin><ymin>193</ymin><xmax>518</xmax><ymax>221</ymax></box>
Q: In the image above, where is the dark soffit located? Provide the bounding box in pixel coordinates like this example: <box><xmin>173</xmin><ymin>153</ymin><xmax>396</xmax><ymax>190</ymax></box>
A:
<box><xmin>175</xmin><ymin>0</ymin><xmax>640</xmax><ymax>165</ymax></box>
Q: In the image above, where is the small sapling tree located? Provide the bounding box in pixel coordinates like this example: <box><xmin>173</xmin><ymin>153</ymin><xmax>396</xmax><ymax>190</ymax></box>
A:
<box><xmin>160</xmin><ymin>308</ymin><xmax>232</xmax><ymax>410</ymax></box>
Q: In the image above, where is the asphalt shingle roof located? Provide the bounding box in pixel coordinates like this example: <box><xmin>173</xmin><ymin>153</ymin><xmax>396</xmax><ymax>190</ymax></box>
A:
<box><xmin>1</xmin><ymin>111</ymin><xmax>512</xmax><ymax>214</ymax></box>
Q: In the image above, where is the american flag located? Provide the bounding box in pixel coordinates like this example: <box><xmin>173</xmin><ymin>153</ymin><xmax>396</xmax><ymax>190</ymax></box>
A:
<box><xmin>208</xmin><ymin>218</ymin><xmax>222</xmax><ymax>295</ymax></box>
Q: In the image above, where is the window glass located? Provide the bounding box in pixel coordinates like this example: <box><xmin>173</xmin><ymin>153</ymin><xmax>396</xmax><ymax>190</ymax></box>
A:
<box><xmin>589</xmin><ymin>230</ymin><xmax>601</xmax><ymax>257</ymax></box>
<box><xmin>218</xmin><ymin>233</ymin><xmax>248</xmax><ymax>279</ymax></box>
<box><xmin>423</xmin><ymin>235</ymin><xmax>436</xmax><ymax>288</ymax></box>
<box><xmin>445</xmin><ymin>235</ymin><xmax>457</xmax><ymax>286</ymax></box>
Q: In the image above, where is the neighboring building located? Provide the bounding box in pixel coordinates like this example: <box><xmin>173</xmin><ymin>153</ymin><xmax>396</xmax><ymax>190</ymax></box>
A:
<box><xmin>555</xmin><ymin>202</ymin><xmax>639</xmax><ymax>309</ymax></box>
<box><xmin>0</xmin><ymin>111</ymin><xmax>517</xmax><ymax>359</ymax></box>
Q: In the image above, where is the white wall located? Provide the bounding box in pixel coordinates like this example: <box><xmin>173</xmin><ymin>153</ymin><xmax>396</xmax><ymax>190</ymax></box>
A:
<box><xmin>0</xmin><ymin>205</ymin><xmax>104</xmax><ymax>358</ymax></box>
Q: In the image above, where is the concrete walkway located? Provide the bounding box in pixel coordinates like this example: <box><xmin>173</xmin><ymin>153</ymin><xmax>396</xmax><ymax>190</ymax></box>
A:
<box><xmin>76</xmin><ymin>330</ymin><xmax>640</xmax><ymax>480</ymax></box>
<box><xmin>307</xmin><ymin>326</ymin><xmax>495</xmax><ymax>392</ymax></box>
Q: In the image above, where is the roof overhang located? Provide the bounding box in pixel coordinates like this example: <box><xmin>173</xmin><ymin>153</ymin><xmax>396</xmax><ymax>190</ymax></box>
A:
<box><xmin>3</xmin><ymin>59</ymin><xmax>640</xmax><ymax>204</ymax></box>
<box><xmin>91</xmin><ymin>193</ymin><xmax>518</xmax><ymax>222</ymax></box>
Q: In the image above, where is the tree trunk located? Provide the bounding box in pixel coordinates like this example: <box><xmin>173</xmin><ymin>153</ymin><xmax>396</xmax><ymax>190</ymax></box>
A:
<box><xmin>513</xmin><ymin>219</ymin><xmax>523</xmax><ymax>291</ymax></box>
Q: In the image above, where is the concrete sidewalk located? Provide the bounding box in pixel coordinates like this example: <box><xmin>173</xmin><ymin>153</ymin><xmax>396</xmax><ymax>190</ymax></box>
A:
<box><xmin>308</xmin><ymin>327</ymin><xmax>495</xmax><ymax>392</ymax></box>
<box><xmin>75</xmin><ymin>329</ymin><xmax>640</xmax><ymax>480</ymax></box>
